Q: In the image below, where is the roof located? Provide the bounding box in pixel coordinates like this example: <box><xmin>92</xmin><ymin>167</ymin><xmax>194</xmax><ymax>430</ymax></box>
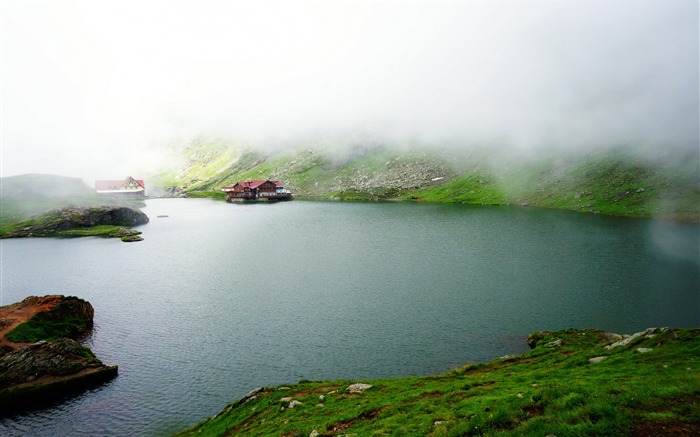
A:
<box><xmin>95</xmin><ymin>176</ymin><xmax>145</xmax><ymax>191</ymax></box>
<box><xmin>227</xmin><ymin>180</ymin><xmax>283</xmax><ymax>189</ymax></box>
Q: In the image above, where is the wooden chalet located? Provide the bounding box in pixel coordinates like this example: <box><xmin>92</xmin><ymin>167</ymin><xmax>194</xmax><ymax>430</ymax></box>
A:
<box><xmin>95</xmin><ymin>176</ymin><xmax>145</xmax><ymax>198</ymax></box>
<box><xmin>221</xmin><ymin>180</ymin><xmax>292</xmax><ymax>202</ymax></box>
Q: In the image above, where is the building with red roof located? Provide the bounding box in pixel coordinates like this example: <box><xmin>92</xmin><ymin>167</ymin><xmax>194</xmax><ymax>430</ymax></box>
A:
<box><xmin>221</xmin><ymin>180</ymin><xmax>292</xmax><ymax>202</ymax></box>
<box><xmin>95</xmin><ymin>176</ymin><xmax>145</xmax><ymax>198</ymax></box>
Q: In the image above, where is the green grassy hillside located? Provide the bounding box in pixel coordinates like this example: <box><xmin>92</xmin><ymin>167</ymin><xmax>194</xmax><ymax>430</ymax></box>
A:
<box><xmin>0</xmin><ymin>174</ymin><xmax>103</xmax><ymax>225</ymax></box>
<box><xmin>152</xmin><ymin>140</ymin><xmax>699</xmax><ymax>221</ymax></box>
<box><xmin>177</xmin><ymin>328</ymin><xmax>699</xmax><ymax>436</ymax></box>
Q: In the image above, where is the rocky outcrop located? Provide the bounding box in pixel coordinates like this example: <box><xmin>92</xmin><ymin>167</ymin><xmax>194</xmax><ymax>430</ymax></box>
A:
<box><xmin>0</xmin><ymin>339</ymin><xmax>103</xmax><ymax>389</ymax></box>
<box><xmin>0</xmin><ymin>296</ymin><xmax>117</xmax><ymax>414</ymax></box>
<box><xmin>1</xmin><ymin>205</ymin><xmax>148</xmax><ymax>241</ymax></box>
<box><xmin>3</xmin><ymin>295</ymin><xmax>94</xmax><ymax>342</ymax></box>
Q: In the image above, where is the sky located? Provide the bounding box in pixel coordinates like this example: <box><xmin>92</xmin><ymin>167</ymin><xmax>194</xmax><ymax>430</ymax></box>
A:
<box><xmin>1</xmin><ymin>0</ymin><xmax>698</xmax><ymax>182</ymax></box>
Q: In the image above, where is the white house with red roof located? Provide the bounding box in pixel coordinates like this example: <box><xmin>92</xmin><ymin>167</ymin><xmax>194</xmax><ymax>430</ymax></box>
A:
<box><xmin>95</xmin><ymin>176</ymin><xmax>145</xmax><ymax>198</ymax></box>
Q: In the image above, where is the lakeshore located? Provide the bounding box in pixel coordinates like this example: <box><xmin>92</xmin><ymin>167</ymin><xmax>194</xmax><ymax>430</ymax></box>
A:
<box><xmin>177</xmin><ymin>327</ymin><xmax>700</xmax><ymax>436</ymax></box>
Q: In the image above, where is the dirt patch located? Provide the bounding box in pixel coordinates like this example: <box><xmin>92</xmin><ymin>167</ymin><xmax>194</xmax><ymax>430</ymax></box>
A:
<box><xmin>631</xmin><ymin>421</ymin><xmax>700</xmax><ymax>436</ymax></box>
<box><xmin>522</xmin><ymin>404</ymin><xmax>544</xmax><ymax>417</ymax></box>
<box><xmin>419</xmin><ymin>390</ymin><xmax>444</xmax><ymax>399</ymax></box>
<box><xmin>223</xmin><ymin>408</ymin><xmax>270</xmax><ymax>437</ymax></box>
<box><xmin>0</xmin><ymin>295</ymin><xmax>63</xmax><ymax>347</ymax></box>
<box><xmin>328</xmin><ymin>406</ymin><xmax>389</xmax><ymax>432</ymax></box>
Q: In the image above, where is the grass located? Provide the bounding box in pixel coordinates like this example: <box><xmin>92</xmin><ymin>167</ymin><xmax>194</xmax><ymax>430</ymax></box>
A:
<box><xmin>184</xmin><ymin>191</ymin><xmax>228</xmax><ymax>200</ymax></box>
<box><xmin>0</xmin><ymin>207</ymin><xmax>146</xmax><ymax>242</ymax></box>
<box><xmin>156</xmin><ymin>141</ymin><xmax>699</xmax><ymax>221</ymax></box>
<box><xmin>176</xmin><ymin>328</ymin><xmax>700</xmax><ymax>436</ymax></box>
<box><xmin>5</xmin><ymin>300</ymin><xmax>93</xmax><ymax>342</ymax></box>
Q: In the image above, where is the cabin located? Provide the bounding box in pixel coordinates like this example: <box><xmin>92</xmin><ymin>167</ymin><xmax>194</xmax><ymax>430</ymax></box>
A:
<box><xmin>221</xmin><ymin>180</ymin><xmax>292</xmax><ymax>202</ymax></box>
<box><xmin>95</xmin><ymin>176</ymin><xmax>145</xmax><ymax>198</ymax></box>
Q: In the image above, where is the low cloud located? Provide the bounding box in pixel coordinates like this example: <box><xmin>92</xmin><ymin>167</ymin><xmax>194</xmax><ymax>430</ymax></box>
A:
<box><xmin>2</xmin><ymin>0</ymin><xmax>698</xmax><ymax>181</ymax></box>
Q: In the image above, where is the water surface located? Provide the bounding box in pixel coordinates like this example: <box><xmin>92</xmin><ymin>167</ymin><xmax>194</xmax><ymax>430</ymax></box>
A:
<box><xmin>1</xmin><ymin>199</ymin><xmax>698</xmax><ymax>436</ymax></box>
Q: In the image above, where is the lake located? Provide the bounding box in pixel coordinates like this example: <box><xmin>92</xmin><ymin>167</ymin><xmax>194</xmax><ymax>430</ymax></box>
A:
<box><xmin>1</xmin><ymin>199</ymin><xmax>698</xmax><ymax>436</ymax></box>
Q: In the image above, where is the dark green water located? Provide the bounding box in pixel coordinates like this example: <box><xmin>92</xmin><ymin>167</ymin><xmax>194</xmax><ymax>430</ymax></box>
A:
<box><xmin>1</xmin><ymin>199</ymin><xmax>698</xmax><ymax>436</ymax></box>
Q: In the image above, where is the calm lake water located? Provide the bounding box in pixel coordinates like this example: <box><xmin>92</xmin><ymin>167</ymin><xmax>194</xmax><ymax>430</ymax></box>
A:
<box><xmin>1</xmin><ymin>199</ymin><xmax>698</xmax><ymax>436</ymax></box>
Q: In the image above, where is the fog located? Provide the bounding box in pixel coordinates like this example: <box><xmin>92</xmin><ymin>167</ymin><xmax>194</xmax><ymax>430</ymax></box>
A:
<box><xmin>1</xmin><ymin>0</ymin><xmax>698</xmax><ymax>182</ymax></box>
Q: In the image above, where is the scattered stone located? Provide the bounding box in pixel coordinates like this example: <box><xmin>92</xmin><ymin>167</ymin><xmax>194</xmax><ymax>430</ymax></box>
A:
<box><xmin>636</xmin><ymin>188</ymin><xmax>645</xmax><ymax>193</ymax></box>
<box><xmin>288</xmin><ymin>400</ymin><xmax>302</xmax><ymax>408</ymax></box>
<box><xmin>544</xmin><ymin>339</ymin><xmax>562</xmax><ymax>348</ymax></box>
<box><xmin>601</xmin><ymin>332</ymin><xmax>624</xmax><ymax>342</ymax></box>
<box><xmin>280</xmin><ymin>397</ymin><xmax>292</xmax><ymax>402</ymax></box>
<box><xmin>434</xmin><ymin>420</ymin><xmax>446</xmax><ymax>426</ymax></box>
<box><xmin>244</xmin><ymin>387</ymin><xmax>264</xmax><ymax>399</ymax></box>
<box><xmin>310</xmin><ymin>430</ymin><xmax>319</xmax><ymax>437</ymax></box>
<box><xmin>637</xmin><ymin>348</ymin><xmax>653</xmax><ymax>354</ymax></box>
<box><xmin>278</xmin><ymin>386</ymin><xmax>291</xmax><ymax>390</ymax></box>
<box><xmin>347</xmin><ymin>383</ymin><xmax>373</xmax><ymax>393</ymax></box>
<box><xmin>319</xmin><ymin>394</ymin><xmax>325</xmax><ymax>400</ymax></box>
<box><xmin>589</xmin><ymin>356</ymin><xmax>608</xmax><ymax>364</ymax></box>
<box><xmin>516</xmin><ymin>393</ymin><xmax>524</xmax><ymax>398</ymax></box>
<box><xmin>316</xmin><ymin>403</ymin><xmax>324</xmax><ymax>407</ymax></box>
<box><xmin>605</xmin><ymin>328</ymin><xmax>661</xmax><ymax>350</ymax></box>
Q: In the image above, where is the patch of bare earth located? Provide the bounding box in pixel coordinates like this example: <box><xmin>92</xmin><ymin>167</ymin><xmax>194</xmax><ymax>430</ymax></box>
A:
<box><xmin>328</xmin><ymin>407</ymin><xmax>389</xmax><ymax>432</ymax></box>
<box><xmin>631</xmin><ymin>422</ymin><xmax>700</xmax><ymax>436</ymax></box>
<box><xmin>0</xmin><ymin>295</ymin><xmax>63</xmax><ymax>347</ymax></box>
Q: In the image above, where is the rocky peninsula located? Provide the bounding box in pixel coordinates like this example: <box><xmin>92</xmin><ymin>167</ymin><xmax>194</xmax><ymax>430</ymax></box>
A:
<box><xmin>0</xmin><ymin>205</ymin><xmax>149</xmax><ymax>242</ymax></box>
<box><xmin>0</xmin><ymin>296</ymin><xmax>118</xmax><ymax>414</ymax></box>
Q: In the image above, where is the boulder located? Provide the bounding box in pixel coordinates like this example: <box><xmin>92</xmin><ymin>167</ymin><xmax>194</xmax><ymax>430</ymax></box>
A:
<box><xmin>347</xmin><ymin>383</ymin><xmax>373</xmax><ymax>393</ymax></box>
<box><xmin>0</xmin><ymin>339</ymin><xmax>91</xmax><ymax>388</ymax></box>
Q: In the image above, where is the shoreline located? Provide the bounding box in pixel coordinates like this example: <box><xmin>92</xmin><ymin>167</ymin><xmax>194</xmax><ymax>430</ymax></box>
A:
<box><xmin>177</xmin><ymin>327</ymin><xmax>700</xmax><ymax>436</ymax></box>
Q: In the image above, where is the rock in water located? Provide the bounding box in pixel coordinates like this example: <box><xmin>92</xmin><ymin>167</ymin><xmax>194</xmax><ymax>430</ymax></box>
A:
<box><xmin>0</xmin><ymin>205</ymin><xmax>149</xmax><ymax>238</ymax></box>
<box><xmin>0</xmin><ymin>295</ymin><xmax>118</xmax><ymax>414</ymax></box>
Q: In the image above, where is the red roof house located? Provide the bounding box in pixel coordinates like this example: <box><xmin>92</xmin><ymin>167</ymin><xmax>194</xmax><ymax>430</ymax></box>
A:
<box><xmin>95</xmin><ymin>176</ymin><xmax>145</xmax><ymax>198</ymax></box>
<box><xmin>221</xmin><ymin>179</ymin><xmax>292</xmax><ymax>201</ymax></box>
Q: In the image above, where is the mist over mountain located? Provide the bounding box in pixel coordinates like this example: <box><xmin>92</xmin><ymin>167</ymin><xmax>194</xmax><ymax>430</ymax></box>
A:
<box><xmin>148</xmin><ymin>136</ymin><xmax>699</xmax><ymax>222</ymax></box>
<box><xmin>2</xmin><ymin>1</ymin><xmax>698</xmax><ymax>181</ymax></box>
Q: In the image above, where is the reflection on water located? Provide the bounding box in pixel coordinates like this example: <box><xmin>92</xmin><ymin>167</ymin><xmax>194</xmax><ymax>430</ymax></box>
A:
<box><xmin>1</xmin><ymin>199</ymin><xmax>698</xmax><ymax>436</ymax></box>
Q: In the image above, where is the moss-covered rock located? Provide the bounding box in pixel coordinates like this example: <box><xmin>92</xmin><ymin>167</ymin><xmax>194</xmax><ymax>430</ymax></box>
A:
<box><xmin>0</xmin><ymin>205</ymin><xmax>149</xmax><ymax>241</ymax></box>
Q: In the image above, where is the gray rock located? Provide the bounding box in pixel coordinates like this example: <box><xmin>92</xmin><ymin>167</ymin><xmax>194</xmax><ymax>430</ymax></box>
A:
<box><xmin>588</xmin><ymin>356</ymin><xmax>608</xmax><ymax>364</ymax></box>
<box><xmin>605</xmin><ymin>328</ymin><xmax>660</xmax><ymax>351</ymax></box>
<box><xmin>347</xmin><ymin>383</ymin><xmax>373</xmax><ymax>393</ymax></box>
<box><xmin>0</xmin><ymin>338</ymin><xmax>91</xmax><ymax>388</ymax></box>
<box><xmin>544</xmin><ymin>339</ymin><xmax>562</xmax><ymax>348</ymax></box>
<box><xmin>637</xmin><ymin>348</ymin><xmax>653</xmax><ymax>353</ymax></box>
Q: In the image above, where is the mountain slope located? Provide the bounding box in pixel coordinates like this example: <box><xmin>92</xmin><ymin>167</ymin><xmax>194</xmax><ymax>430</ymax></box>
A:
<box><xmin>151</xmin><ymin>139</ymin><xmax>699</xmax><ymax>221</ymax></box>
<box><xmin>0</xmin><ymin>174</ymin><xmax>103</xmax><ymax>225</ymax></box>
